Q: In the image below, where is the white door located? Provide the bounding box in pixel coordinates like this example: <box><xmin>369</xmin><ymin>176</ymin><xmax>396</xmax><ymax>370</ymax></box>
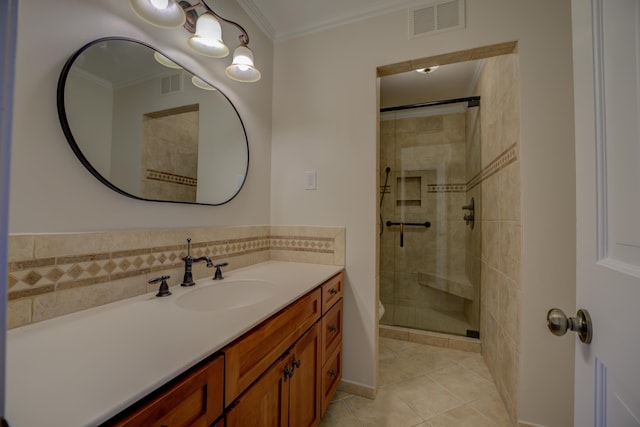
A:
<box><xmin>572</xmin><ymin>0</ymin><xmax>640</xmax><ymax>425</ymax></box>
<box><xmin>0</xmin><ymin>0</ymin><xmax>19</xmax><ymax>424</ymax></box>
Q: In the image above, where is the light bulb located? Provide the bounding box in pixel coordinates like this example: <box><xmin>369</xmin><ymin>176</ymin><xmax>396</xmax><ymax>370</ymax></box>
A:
<box><xmin>225</xmin><ymin>45</ymin><xmax>261</xmax><ymax>82</ymax></box>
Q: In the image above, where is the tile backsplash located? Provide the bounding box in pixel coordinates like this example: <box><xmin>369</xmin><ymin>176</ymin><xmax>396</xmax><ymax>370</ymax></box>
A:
<box><xmin>7</xmin><ymin>225</ymin><xmax>345</xmax><ymax>329</ymax></box>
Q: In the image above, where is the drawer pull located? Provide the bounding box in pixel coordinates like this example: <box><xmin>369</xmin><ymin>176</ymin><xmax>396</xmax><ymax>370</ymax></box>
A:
<box><xmin>329</xmin><ymin>324</ymin><xmax>338</xmax><ymax>333</ymax></box>
<box><xmin>328</xmin><ymin>369</ymin><xmax>337</xmax><ymax>378</ymax></box>
<box><xmin>329</xmin><ymin>288</ymin><xmax>338</xmax><ymax>295</ymax></box>
<box><xmin>284</xmin><ymin>363</ymin><xmax>293</xmax><ymax>381</ymax></box>
<box><xmin>292</xmin><ymin>354</ymin><xmax>301</xmax><ymax>369</ymax></box>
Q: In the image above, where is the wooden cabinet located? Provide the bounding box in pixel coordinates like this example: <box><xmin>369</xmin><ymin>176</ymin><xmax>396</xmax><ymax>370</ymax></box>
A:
<box><xmin>227</xmin><ymin>322</ymin><xmax>321</xmax><ymax>427</ymax></box>
<box><xmin>319</xmin><ymin>274</ymin><xmax>343</xmax><ymax>415</ymax></box>
<box><xmin>224</xmin><ymin>288</ymin><xmax>321</xmax><ymax>406</ymax></box>
<box><xmin>226</xmin><ymin>353</ymin><xmax>290</xmax><ymax>427</ymax></box>
<box><xmin>107</xmin><ymin>355</ymin><xmax>224</xmax><ymax>427</ymax></box>
<box><xmin>226</xmin><ymin>271</ymin><xmax>343</xmax><ymax>426</ymax></box>
<box><xmin>106</xmin><ymin>271</ymin><xmax>343</xmax><ymax>427</ymax></box>
<box><xmin>320</xmin><ymin>273</ymin><xmax>343</xmax><ymax>314</ymax></box>
<box><xmin>288</xmin><ymin>322</ymin><xmax>321</xmax><ymax>427</ymax></box>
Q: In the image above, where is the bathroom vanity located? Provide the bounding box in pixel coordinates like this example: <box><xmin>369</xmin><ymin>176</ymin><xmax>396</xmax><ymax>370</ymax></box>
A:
<box><xmin>6</xmin><ymin>261</ymin><xmax>343</xmax><ymax>426</ymax></box>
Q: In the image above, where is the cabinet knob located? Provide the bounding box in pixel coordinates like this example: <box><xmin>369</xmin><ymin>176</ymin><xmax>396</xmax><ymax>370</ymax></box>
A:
<box><xmin>329</xmin><ymin>288</ymin><xmax>339</xmax><ymax>295</ymax></box>
<box><xmin>328</xmin><ymin>369</ymin><xmax>337</xmax><ymax>378</ymax></box>
<box><xmin>283</xmin><ymin>363</ymin><xmax>292</xmax><ymax>381</ymax></box>
<box><xmin>292</xmin><ymin>354</ymin><xmax>301</xmax><ymax>369</ymax></box>
<box><xmin>329</xmin><ymin>324</ymin><xmax>338</xmax><ymax>333</ymax></box>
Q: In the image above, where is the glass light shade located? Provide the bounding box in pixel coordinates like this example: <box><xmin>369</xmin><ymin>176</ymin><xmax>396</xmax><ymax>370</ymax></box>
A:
<box><xmin>153</xmin><ymin>52</ymin><xmax>182</xmax><ymax>69</ymax></box>
<box><xmin>225</xmin><ymin>46</ymin><xmax>261</xmax><ymax>82</ymax></box>
<box><xmin>192</xmin><ymin>76</ymin><xmax>217</xmax><ymax>91</ymax></box>
<box><xmin>130</xmin><ymin>0</ymin><xmax>186</xmax><ymax>29</ymax></box>
<box><xmin>188</xmin><ymin>14</ymin><xmax>229</xmax><ymax>58</ymax></box>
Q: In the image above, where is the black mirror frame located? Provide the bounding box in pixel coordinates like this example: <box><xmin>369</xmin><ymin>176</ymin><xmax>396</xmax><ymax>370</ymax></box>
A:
<box><xmin>56</xmin><ymin>36</ymin><xmax>250</xmax><ymax>206</ymax></box>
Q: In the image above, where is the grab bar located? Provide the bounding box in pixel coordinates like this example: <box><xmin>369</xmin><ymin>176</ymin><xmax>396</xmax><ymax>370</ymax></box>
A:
<box><xmin>385</xmin><ymin>221</ymin><xmax>431</xmax><ymax>228</ymax></box>
<box><xmin>385</xmin><ymin>221</ymin><xmax>431</xmax><ymax>247</ymax></box>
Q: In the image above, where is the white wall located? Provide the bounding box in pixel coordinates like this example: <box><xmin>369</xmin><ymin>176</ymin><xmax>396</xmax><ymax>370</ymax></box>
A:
<box><xmin>10</xmin><ymin>0</ymin><xmax>273</xmax><ymax>233</ymax></box>
<box><xmin>65</xmin><ymin>70</ymin><xmax>113</xmax><ymax>179</ymax></box>
<box><xmin>270</xmin><ymin>1</ymin><xmax>576</xmax><ymax>425</ymax></box>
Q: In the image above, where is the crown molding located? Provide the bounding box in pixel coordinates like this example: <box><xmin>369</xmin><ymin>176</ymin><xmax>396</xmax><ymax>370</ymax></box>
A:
<box><xmin>237</xmin><ymin>0</ymin><xmax>429</xmax><ymax>43</ymax></box>
<box><xmin>236</xmin><ymin>0</ymin><xmax>276</xmax><ymax>41</ymax></box>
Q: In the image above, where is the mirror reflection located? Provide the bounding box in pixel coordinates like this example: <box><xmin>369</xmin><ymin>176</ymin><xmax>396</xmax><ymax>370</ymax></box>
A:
<box><xmin>58</xmin><ymin>37</ymin><xmax>249</xmax><ymax>205</ymax></box>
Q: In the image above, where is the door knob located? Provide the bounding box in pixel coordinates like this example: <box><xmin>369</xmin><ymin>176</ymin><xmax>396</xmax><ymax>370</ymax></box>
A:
<box><xmin>547</xmin><ymin>308</ymin><xmax>593</xmax><ymax>344</ymax></box>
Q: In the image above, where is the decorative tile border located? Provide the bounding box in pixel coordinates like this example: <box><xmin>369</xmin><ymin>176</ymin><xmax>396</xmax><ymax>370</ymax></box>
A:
<box><xmin>8</xmin><ymin>236</ymin><xmax>270</xmax><ymax>301</ymax></box>
<box><xmin>270</xmin><ymin>236</ymin><xmax>334</xmax><ymax>254</ymax></box>
<box><xmin>381</xmin><ymin>144</ymin><xmax>517</xmax><ymax>196</ymax></box>
<box><xmin>467</xmin><ymin>143</ymin><xmax>518</xmax><ymax>190</ymax></box>
<box><xmin>146</xmin><ymin>169</ymin><xmax>197</xmax><ymax>187</ymax></box>
<box><xmin>6</xmin><ymin>226</ymin><xmax>345</xmax><ymax>328</ymax></box>
<box><xmin>427</xmin><ymin>184</ymin><xmax>467</xmax><ymax>193</ymax></box>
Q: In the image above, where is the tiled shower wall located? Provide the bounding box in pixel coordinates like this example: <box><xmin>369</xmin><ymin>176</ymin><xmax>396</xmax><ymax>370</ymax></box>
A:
<box><xmin>7</xmin><ymin>225</ymin><xmax>345</xmax><ymax>329</ymax></box>
<box><xmin>379</xmin><ymin>110</ymin><xmax>474</xmax><ymax>335</ymax></box>
<box><xmin>471</xmin><ymin>53</ymin><xmax>521</xmax><ymax>423</ymax></box>
<box><xmin>141</xmin><ymin>108</ymin><xmax>199</xmax><ymax>202</ymax></box>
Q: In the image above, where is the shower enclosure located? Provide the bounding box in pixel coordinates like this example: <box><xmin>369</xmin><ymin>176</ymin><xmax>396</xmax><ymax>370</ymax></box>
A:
<box><xmin>379</xmin><ymin>97</ymin><xmax>481</xmax><ymax>337</ymax></box>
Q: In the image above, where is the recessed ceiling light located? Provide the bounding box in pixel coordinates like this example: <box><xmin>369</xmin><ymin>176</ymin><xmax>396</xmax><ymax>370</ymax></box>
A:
<box><xmin>416</xmin><ymin>66</ymin><xmax>440</xmax><ymax>74</ymax></box>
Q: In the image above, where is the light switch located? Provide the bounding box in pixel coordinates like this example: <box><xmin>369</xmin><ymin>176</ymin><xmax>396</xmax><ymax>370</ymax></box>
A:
<box><xmin>305</xmin><ymin>170</ymin><xmax>317</xmax><ymax>190</ymax></box>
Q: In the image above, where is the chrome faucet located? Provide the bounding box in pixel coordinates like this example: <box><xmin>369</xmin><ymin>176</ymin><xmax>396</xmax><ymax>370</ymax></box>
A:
<box><xmin>181</xmin><ymin>238</ymin><xmax>213</xmax><ymax>287</ymax></box>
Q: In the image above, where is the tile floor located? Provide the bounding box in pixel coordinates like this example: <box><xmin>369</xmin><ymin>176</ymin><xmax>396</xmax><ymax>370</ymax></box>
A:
<box><xmin>320</xmin><ymin>337</ymin><xmax>513</xmax><ymax>427</ymax></box>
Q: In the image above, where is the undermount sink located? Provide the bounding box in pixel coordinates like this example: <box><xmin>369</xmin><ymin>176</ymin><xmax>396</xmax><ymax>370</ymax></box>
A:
<box><xmin>176</xmin><ymin>279</ymin><xmax>278</xmax><ymax>311</ymax></box>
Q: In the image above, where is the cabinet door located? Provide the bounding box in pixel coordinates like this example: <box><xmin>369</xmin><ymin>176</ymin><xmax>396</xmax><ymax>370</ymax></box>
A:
<box><xmin>111</xmin><ymin>356</ymin><xmax>224</xmax><ymax>427</ymax></box>
<box><xmin>226</xmin><ymin>355</ymin><xmax>290</xmax><ymax>427</ymax></box>
<box><xmin>224</xmin><ymin>289</ymin><xmax>321</xmax><ymax>406</ymax></box>
<box><xmin>289</xmin><ymin>322</ymin><xmax>321</xmax><ymax>427</ymax></box>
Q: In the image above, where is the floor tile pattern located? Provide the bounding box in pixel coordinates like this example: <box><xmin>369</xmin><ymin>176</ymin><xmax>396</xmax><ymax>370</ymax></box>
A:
<box><xmin>320</xmin><ymin>337</ymin><xmax>513</xmax><ymax>427</ymax></box>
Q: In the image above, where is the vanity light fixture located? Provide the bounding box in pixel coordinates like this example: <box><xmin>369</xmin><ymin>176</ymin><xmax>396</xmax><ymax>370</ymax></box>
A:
<box><xmin>153</xmin><ymin>51</ymin><xmax>182</xmax><ymax>69</ymax></box>
<box><xmin>191</xmin><ymin>75</ymin><xmax>217</xmax><ymax>90</ymax></box>
<box><xmin>130</xmin><ymin>0</ymin><xmax>261</xmax><ymax>82</ymax></box>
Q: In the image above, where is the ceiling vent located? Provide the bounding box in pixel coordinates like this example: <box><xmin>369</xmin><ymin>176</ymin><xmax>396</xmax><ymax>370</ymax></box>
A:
<box><xmin>160</xmin><ymin>73</ymin><xmax>183</xmax><ymax>95</ymax></box>
<box><xmin>409</xmin><ymin>0</ymin><xmax>465</xmax><ymax>39</ymax></box>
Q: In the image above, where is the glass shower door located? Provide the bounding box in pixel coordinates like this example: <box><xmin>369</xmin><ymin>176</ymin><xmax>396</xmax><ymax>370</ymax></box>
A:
<box><xmin>379</xmin><ymin>100</ymin><xmax>480</xmax><ymax>337</ymax></box>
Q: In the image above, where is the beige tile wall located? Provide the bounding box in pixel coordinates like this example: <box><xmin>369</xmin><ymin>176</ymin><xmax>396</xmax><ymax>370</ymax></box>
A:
<box><xmin>472</xmin><ymin>53</ymin><xmax>521</xmax><ymax>423</ymax></box>
<box><xmin>141</xmin><ymin>108</ymin><xmax>199</xmax><ymax>202</ymax></box>
<box><xmin>7</xmin><ymin>225</ymin><xmax>345</xmax><ymax>329</ymax></box>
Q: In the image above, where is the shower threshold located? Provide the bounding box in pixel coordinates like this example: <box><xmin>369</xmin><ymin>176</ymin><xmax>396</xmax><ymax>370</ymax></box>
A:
<box><xmin>379</xmin><ymin>324</ymin><xmax>481</xmax><ymax>353</ymax></box>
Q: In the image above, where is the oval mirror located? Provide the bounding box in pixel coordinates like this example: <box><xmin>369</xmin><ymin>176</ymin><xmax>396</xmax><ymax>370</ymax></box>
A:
<box><xmin>57</xmin><ymin>37</ymin><xmax>249</xmax><ymax>205</ymax></box>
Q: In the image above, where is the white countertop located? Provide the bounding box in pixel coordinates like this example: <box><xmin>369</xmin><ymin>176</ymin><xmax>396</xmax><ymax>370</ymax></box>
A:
<box><xmin>6</xmin><ymin>261</ymin><xmax>343</xmax><ymax>427</ymax></box>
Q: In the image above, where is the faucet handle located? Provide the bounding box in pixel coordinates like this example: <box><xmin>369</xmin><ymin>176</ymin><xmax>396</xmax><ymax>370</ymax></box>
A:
<box><xmin>213</xmin><ymin>262</ymin><xmax>228</xmax><ymax>280</ymax></box>
<box><xmin>149</xmin><ymin>275</ymin><xmax>172</xmax><ymax>297</ymax></box>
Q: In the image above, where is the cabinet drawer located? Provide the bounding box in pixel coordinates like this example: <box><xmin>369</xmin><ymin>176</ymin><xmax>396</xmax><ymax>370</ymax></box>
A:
<box><xmin>224</xmin><ymin>288</ymin><xmax>322</xmax><ymax>406</ymax></box>
<box><xmin>321</xmin><ymin>299</ymin><xmax>342</xmax><ymax>363</ymax></box>
<box><xmin>320</xmin><ymin>345</ymin><xmax>342</xmax><ymax>416</ymax></box>
<box><xmin>321</xmin><ymin>273</ymin><xmax>343</xmax><ymax>314</ymax></box>
<box><xmin>111</xmin><ymin>355</ymin><xmax>224</xmax><ymax>427</ymax></box>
